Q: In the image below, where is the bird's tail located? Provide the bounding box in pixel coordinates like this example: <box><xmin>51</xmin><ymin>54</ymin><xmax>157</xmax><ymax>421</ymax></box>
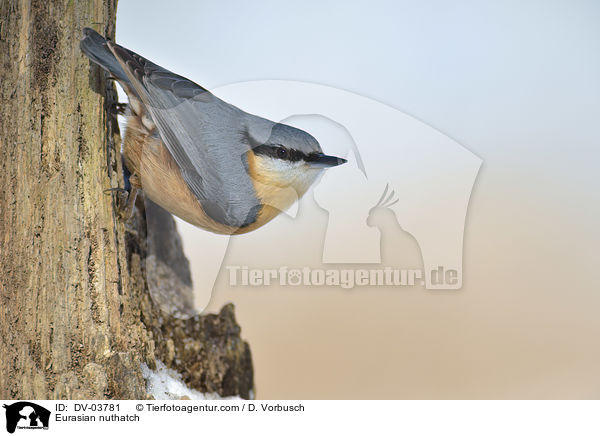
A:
<box><xmin>80</xmin><ymin>27</ymin><xmax>131</xmax><ymax>87</ymax></box>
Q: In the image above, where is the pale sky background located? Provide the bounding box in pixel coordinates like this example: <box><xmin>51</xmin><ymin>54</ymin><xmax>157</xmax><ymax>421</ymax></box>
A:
<box><xmin>116</xmin><ymin>0</ymin><xmax>600</xmax><ymax>399</ymax></box>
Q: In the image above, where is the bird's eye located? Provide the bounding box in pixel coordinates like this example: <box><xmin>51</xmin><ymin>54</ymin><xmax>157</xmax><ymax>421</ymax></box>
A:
<box><xmin>276</xmin><ymin>146</ymin><xmax>288</xmax><ymax>159</ymax></box>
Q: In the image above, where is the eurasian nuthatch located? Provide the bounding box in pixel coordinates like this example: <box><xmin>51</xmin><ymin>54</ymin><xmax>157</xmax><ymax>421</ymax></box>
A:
<box><xmin>80</xmin><ymin>28</ymin><xmax>346</xmax><ymax>234</ymax></box>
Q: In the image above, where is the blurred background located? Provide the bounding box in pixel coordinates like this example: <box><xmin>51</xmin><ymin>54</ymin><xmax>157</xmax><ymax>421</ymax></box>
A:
<box><xmin>117</xmin><ymin>0</ymin><xmax>600</xmax><ymax>399</ymax></box>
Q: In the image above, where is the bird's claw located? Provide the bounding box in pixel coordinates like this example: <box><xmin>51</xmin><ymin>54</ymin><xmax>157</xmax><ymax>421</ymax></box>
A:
<box><xmin>104</xmin><ymin>187</ymin><xmax>137</xmax><ymax>220</ymax></box>
<box><xmin>111</xmin><ymin>102</ymin><xmax>128</xmax><ymax>115</ymax></box>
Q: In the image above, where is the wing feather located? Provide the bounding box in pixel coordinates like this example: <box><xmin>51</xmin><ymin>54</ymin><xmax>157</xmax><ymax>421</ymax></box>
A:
<box><xmin>109</xmin><ymin>44</ymin><xmax>262</xmax><ymax>228</ymax></box>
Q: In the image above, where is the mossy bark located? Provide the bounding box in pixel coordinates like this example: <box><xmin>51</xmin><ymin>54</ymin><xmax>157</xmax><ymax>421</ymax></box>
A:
<box><xmin>0</xmin><ymin>0</ymin><xmax>252</xmax><ymax>399</ymax></box>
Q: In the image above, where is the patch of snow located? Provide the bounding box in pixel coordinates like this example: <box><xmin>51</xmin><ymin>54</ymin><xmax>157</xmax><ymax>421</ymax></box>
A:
<box><xmin>141</xmin><ymin>360</ymin><xmax>242</xmax><ymax>400</ymax></box>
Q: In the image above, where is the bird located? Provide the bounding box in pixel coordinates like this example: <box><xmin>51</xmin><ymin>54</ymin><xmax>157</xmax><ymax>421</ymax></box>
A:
<box><xmin>80</xmin><ymin>28</ymin><xmax>346</xmax><ymax>235</ymax></box>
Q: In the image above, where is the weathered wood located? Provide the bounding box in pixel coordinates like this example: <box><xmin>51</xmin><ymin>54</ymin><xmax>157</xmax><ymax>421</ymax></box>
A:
<box><xmin>0</xmin><ymin>0</ymin><xmax>253</xmax><ymax>399</ymax></box>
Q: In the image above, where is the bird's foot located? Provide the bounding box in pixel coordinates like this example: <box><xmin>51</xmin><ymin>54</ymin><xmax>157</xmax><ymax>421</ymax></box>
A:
<box><xmin>111</xmin><ymin>102</ymin><xmax>128</xmax><ymax>115</ymax></box>
<box><xmin>104</xmin><ymin>174</ymin><xmax>141</xmax><ymax>220</ymax></box>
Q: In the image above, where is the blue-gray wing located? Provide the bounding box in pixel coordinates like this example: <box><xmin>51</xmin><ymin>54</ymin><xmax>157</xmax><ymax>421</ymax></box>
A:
<box><xmin>110</xmin><ymin>44</ymin><xmax>263</xmax><ymax>228</ymax></box>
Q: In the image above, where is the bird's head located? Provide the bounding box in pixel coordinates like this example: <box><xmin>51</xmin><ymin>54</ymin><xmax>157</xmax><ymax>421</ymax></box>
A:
<box><xmin>246</xmin><ymin>122</ymin><xmax>346</xmax><ymax>202</ymax></box>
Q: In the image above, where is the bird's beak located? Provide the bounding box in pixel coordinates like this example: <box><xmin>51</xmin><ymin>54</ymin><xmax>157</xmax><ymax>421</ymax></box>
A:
<box><xmin>307</xmin><ymin>153</ymin><xmax>347</xmax><ymax>169</ymax></box>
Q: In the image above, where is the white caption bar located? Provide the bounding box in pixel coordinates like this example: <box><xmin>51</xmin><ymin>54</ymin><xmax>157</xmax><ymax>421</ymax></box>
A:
<box><xmin>1</xmin><ymin>400</ymin><xmax>598</xmax><ymax>436</ymax></box>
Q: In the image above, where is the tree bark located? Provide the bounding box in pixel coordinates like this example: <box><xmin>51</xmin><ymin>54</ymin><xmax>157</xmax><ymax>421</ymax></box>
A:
<box><xmin>0</xmin><ymin>0</ymin><xmax>253</xmax><ymax>399</ymax></box>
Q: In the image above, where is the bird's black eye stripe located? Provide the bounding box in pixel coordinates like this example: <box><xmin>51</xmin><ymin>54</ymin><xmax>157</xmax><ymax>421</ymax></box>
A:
<box><xmin>252</xmin><ymin>144</ymin><xmax>308</xmax><ymax>162</ymax></box>
<box><xmin>303</xmin><ymin>152</ymin><xmax>323</xmax><ymax>162</ymax></box>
